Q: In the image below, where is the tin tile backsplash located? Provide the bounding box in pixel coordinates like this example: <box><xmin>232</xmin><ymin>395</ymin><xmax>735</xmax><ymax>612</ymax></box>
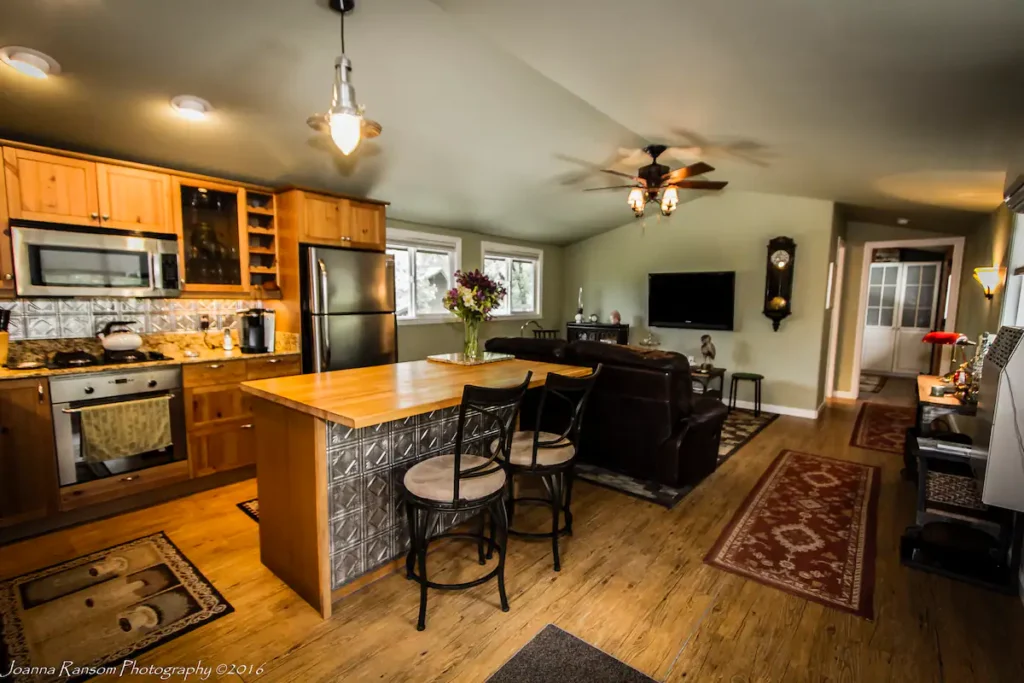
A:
<box><xmin>0</xmin><ymin>298</ymin><xmax>252</xmax><ymax>341</ymax></box>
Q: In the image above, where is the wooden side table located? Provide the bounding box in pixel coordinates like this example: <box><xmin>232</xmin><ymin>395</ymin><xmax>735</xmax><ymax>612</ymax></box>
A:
<box><xmin>691</xmin><ymin>367</ymin><xmax>726</xmax><ymax>400</ymax></box>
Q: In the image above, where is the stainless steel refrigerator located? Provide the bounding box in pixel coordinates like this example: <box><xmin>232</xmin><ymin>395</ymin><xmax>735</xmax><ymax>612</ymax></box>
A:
<box><xmin>300</xmin><ymin>245</ymin><xmax>397</xmax><ymax>373</ymax></box>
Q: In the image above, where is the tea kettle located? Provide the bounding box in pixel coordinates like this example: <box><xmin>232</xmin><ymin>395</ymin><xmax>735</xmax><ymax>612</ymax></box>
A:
<box><xmin>97</xmin><ymin>320</ymin><xmax>143</xmax><ymax>351</ymax></box>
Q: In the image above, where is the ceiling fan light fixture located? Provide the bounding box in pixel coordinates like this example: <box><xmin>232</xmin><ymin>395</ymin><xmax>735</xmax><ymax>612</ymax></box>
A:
<box><xmin>660</xmin><ymin>187</ymin><xmax>679</xmax><ymax>216</ymax></box>
<box><xmin>627</xmin><ymin>187</ymin><xmax>645</xmax><ymax>214</ymax></box>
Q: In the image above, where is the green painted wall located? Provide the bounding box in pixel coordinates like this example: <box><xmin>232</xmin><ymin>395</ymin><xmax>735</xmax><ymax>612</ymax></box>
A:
<box><xmin>955</xmin><ymin>206</ymin><xmax>1014</xmax><ymax>343</ymax></box>
<box><xmin>388</xmin><ymin>219</ymin><xmax>564</xmax><ymax>361</ymax></box>
<box><xmin>561</xmin><ymin>192</ymin><xmax>836</xmax><ymax>414</ymax></box>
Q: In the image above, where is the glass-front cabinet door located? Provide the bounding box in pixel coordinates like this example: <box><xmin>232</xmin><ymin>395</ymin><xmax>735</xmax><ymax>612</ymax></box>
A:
<box><xmin>172</xmin><ymin>177</ymin><xmax>249</xmax><ymax>293</ymax></box>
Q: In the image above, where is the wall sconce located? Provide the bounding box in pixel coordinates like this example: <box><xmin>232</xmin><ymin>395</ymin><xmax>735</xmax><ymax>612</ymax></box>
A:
<box><xmin>973</xmin><ymin>266</ymin><xmax>1004</xmax><ymax>300</ymax></box>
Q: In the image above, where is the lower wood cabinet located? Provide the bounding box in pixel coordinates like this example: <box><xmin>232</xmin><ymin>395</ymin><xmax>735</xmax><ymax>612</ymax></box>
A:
<box><xmin>0</xmin><ymin>378</ymin><xmax>58</xmax><ymax>527</ymax></box>
<box><xmin>184</xmin><ymin>355</ymin><xmax>300</xmax><ymax>478</ymax></box>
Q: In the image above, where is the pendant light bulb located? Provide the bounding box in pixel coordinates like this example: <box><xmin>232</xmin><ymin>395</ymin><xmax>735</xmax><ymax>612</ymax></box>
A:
<box><xmin>329</xmin><ymin>54</ymin><xmax>363</xmax><ymax>155</ymax></box>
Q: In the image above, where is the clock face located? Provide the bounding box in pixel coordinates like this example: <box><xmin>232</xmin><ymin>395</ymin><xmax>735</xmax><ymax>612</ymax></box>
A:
<box><xmin>770</xmin><ymin>249</ymin><xmax>791</xmax><ymax>269</ymax></box>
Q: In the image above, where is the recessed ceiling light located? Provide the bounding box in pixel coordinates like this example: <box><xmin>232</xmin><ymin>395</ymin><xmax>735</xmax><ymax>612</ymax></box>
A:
<box><xmin>170</xmin><ymin>95</ymin><xmax>212</xmax><ymax>121</ymax></box>
<box><xmin>897</xmin><ymin>217</ymin><xmax>910</xmax><ymax>225</ymax></box>
<box><xmin>0</xmin><ymin>46</ymin><xmax>61</xmax><ymax>79</ymax></box>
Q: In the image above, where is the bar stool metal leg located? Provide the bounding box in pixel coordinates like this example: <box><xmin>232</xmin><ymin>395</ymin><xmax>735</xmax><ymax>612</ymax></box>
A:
<box><xmin>491</xmin><ymin>497</ymin><xmax>510</xmax><ymax>612</ymax></box>
<box><xmin>564</xmin><ymin>469</ymin><xmax>576</xmax><ymax>536</ymax></box>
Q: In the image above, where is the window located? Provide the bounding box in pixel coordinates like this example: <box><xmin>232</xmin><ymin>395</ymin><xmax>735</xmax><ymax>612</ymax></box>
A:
<box><xmin>386</xmin><ymin>228</ymin><xmax>462</xmax><ymax>324</ymax></box>
<box><xmin>481</xmin><ymin>241</ymin><xmax>543</xmax><ymax>318</ymax></box>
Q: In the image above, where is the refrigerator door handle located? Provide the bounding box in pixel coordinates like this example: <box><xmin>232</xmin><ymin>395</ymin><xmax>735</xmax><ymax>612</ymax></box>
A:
<box><xmin>317</xmin><ymin>258</ymin><xmax>329</xmax><ymax>312</ymax></box>
<box><xmin>384</xmin><ymin>254</ymin><xmax>396</xmax><ymax>310</ymax></box>
<box><xmin>311</xmin><ymin>316</ymin><xmax>323</xmax><ymax>372</ymax></box>
<box><xmin>322</xmin><ymin>313</ymin><xmax>331</xmax><ymax>369</ymax></box>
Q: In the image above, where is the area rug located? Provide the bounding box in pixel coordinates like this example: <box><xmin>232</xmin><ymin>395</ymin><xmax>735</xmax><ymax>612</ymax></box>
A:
<box><xmin>850</xmin><ymin>402</ymin><xmax>916</xmax><ymax>454</ymax></box>
<box><xmin>237</xmin><ymin>498</ymin><xmax>260</xmax><ymax>522</ymax></box>
<box><xmin>858</xmin><ymin>374</ymin><xmax>887</xmax><ymax>394</ymax></box>
<box><xmin>574</xmin><ymin>463</ymin><xmax>692</xmax><ymax>509</ymax></box>
<box><xmin>719</xmin><ymin>409</ymin><xmax>779</xmax><ymax>463</ymax></box>
<box><xmin>0</xmin><ymin>532</ymin><xmax>233</xmax><ymax>683</ymax></box>
<box><xmin>705</xmin><ymin>450</ymin><xmax>880</xmax><ymax>619</ymax></box>
<box><xmin>575</xmin><ymin>408</ymin><xmax>778</xmax><ymax>509</ymax></box>
<box><xmin>487</xmin><ymin>624</ymin><xmax>655</xmax><ymax>683</ymax></box>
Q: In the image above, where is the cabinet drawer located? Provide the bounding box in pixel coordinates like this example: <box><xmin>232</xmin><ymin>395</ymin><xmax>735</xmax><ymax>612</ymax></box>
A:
<box><xmin>185</xmin><ymin>384</ymin><xmax>251</xmax><ymax>429</ymax></box>
<box><xmin>246</xmin><ymin>355</ymin><xmax>301</xmax><ymax>380</ymax></box>
<box><xmin>59</xmin><ymin>460</ymin><xmax>190</xmax><ymax>512</ymax></box>
<box><xmin>188</xmin><ymin>418</ymin><xmax>256</xmax><ymax>477</ymax></box>
<box><xmin>182</xmin><ymin>360</ymin><xmax>248</xmax><ymax>387</ymax></box>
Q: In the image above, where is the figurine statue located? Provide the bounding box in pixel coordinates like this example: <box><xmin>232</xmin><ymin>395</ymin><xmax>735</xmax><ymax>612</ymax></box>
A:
<box><xmin>700</xmin><ymin>335</ymin><xmax>716</xmax><ymax>369</ymax></box>
<box><xmin>609</xmin><ymin>310</ymin><xmax>621</xmax><ymax>325</ymax></box>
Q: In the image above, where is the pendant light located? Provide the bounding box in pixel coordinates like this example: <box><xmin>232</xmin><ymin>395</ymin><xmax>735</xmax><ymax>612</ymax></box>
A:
<box><xmin>306</xmin><ymin>0</ymin><xmax>382</xmax><ymax>154</ymax></box>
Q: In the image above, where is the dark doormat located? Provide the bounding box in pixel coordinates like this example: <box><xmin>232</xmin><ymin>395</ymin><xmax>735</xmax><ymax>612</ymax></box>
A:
<box><xmin>487</xmin><ymin>624</ymin><xmax>656</xmax><ymax>683</ymax></box>
<box><xmin>0</xmin><ymin>532</ymin><xmax>233</xmax><ymax>683</ymax></box>
<box><xmin>575</xmin><ymin>463</ymin><xmax>692</xmax><ymax>509</ymax></box>
<box><xmin>237</xmin><ymin>498</ymin><xmax>260</xmax><ymax>522</ymax></box>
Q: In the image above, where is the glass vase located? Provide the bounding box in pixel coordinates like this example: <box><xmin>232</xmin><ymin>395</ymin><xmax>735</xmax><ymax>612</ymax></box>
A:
<box><xmin>463</xmin><ymin>317</ymin><xmax>481</xmax><ymax>360</ymax></box>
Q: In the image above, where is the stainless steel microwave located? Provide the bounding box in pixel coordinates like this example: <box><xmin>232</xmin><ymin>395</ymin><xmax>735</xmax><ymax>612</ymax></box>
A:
<box><xmin>11</xmin><ymin>222</ymin><xmax>181</xmax><ymax>297</ymax></box>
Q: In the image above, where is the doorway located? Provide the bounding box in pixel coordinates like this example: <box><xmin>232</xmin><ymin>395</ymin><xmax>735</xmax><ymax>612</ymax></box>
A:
<box><xmin>844</xmin><ymin>236</ymin><xmax>965</xmax><ymax>398</ymax></box>
<box><xmin>861</xmin><ymin>260</ymin><xmax>942</xmax><ymax>375</ymax></box>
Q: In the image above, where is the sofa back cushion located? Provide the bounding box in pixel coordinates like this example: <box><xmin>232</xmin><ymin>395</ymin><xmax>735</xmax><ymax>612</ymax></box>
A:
<box><xmin>567</xmin><ymin>341</ymin><xmax>694</xmax><ymax>417</ymax></box>
<box><xmin>483</xmin><ymin>337</ymin><xmax>567</xmax><ymax>363</ymax></box>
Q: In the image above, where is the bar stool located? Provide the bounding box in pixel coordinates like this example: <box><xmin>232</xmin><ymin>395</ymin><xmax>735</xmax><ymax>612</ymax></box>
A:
<box><xmin>729</xmin><ymin>372</ymin><xmax>764</xmax><ymax>416</ymax></box>
<box><xmin>402</xmin><ymin>373</ymin><xmax>531</xmax><ymax>631</ymax></box>
<box><xmin>499</xmin><ymin>366</ymin><xmax>601</xmax><ymax>571</ymax></box>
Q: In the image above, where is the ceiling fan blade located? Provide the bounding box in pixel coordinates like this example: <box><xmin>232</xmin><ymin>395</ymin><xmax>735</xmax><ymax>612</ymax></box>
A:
<box><xmin>670</xmin><ymin>180</ymin><xmax>729</xmax><ymax>191</ymax></box>
<box><xmin>307</xmin><ymin>112</ymin><xmax>330</xmax><ymax>133</ymax></box>
<box><xmin>661</xmin><ymin>162</ymin><xmax>715</xmax><ymax>185</ymax></box>
<box><xmin>601</xmin><ymin>168</ymin><xmax>641</xmax><ymax>181</ymax></box>
<box><xmin>583</xmin><ymin>185</ymin><xmax>641</xmax><ymax>192</ymax></box>
<box><xmin>362</xmin><ymin>119</ymin><xmax>382</xmax><ymax>138</ymax></box>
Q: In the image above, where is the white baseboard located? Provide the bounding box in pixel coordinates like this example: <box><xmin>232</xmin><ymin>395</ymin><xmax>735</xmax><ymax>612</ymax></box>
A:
<box><xmin>731</xmin><ymin>399</ymin><xmax>819</xmax><ymax>420</ymax></box>
<box><xmin>832</xmin><ymin>390</ymin><xmax>858</xmax><ymax>400</ymax></box>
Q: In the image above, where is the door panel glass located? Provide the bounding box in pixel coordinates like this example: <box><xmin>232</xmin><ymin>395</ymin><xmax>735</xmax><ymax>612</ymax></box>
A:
<box><xmin>880</xmin><ymin>308</ymin><xmax>894</xmax><ymax>326</ymax></box>
<box><xmin>31</xmin><ymin>245</ymin><xmax>149</xmax><ymax>288</ymax></box>
<box><xmin>883</xmin><ymin>266</ymin><xmax>899</xmax><ymax>284</ymax></box>
<box><xmin>870</xmin><ymin>267</ymin><xmax>883</xmax><ymax>285</ymax></box>
<box><xmin>881</xmin><ymin>286</ymin><xmax>896</xmax><ymax>307</ymax></box>
<box><xmin>920</xmin><ymin>266</ymin><xmax>937</xmax><ymax>285</ymax></box>
<box><xmin>868</xmin><ymin>287</ymin><xmax>881</xmax><ymax>306</ymax></box>
<box><xmin>180</xmin><ymin>186</ymin><xmax>242</xmax><ymax>286</ymax></box>
<box><xmin>902</xmin><ymin>307</ymin><xmax>916</xmax><ymax>327</ymax></box>
<box><xmin>906</xmin><ymin>265</ymin><xmax>920</xmax><ymax>285</ymax></box>
<box><xmin>917</xmin><ymin>309</ymin><xmax>932</xmax><ymax>327</ymax></box>
<box><xmin>866</xmin><ymin>308</ymin><xmax>880</xmax><ymax>326</ymax></box>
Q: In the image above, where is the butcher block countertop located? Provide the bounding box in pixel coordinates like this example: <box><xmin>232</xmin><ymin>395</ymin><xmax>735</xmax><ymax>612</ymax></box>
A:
<box><xmin>240</xmin><ymin>359</ymin><xmax>590</xmax><ymax>428</ymax></box>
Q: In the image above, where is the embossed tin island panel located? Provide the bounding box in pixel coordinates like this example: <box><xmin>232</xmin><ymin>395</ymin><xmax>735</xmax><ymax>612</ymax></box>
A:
<box><xmin>325</xmin><ymin>406</ymin><xmax>497</xmax><ymax>590</ymax></box>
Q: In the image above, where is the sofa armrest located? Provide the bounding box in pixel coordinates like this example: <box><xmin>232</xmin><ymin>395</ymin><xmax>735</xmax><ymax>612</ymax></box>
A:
<box><xmin>658</xmin><ymin>399</ymin><xmax>729</xmax><ymax>487</ymax></box>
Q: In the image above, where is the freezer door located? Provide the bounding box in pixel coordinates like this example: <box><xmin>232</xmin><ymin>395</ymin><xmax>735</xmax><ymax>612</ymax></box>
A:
<box><xmin>307</xmin><ymin>246</ymin><xmax>395</xmax><ymax>314</ymax></box>
<box><xmin>310</xmin><ymin>313</ymin><xmax>397</xmax><ymax>372</ymax></box>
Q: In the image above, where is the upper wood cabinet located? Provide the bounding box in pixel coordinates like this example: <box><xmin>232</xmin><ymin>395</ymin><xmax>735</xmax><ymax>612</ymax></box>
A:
<box><xmin>277</xmin><ymin>189</ymin><xmax>385</xmax><ymax>251</ymax></box>
<box><xmin>3</xmin><ymin>148</ymin><xmax>175</xmax><ymax>235</ymax></box>
<box><xmin>96</xmin><ymin>164</ymin><xmax>174</xmax><ymax>234</ymax></box>
<box><xmin>347</xmin><ymin>200</ymin><xmax>385</xmax><ymax>249</ymax></box>
<box><xmin>0</xmin><ymin>378</ymin><xmax>58</xmax><ymax>528</ymax></box>
<box><xmin>0</xmin><ymin>160</ymin><xmax>13</xmax><ymax>289</ymax></box>
<box><xmin>3</xmin><ymin>148</ymin><xmax>100</xmax><ymax>227</ymax></box>
<box><xmin>171</xmin><ymin>177</ymin><xmax>250</xmax><ymax>294</ymax></box>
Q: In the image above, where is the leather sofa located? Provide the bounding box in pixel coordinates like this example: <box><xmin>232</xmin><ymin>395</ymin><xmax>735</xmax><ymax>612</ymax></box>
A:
<box><xmin>484</xmin><ymin>337</ymin><xmax>729</xmax><ymax>488</ymax></box>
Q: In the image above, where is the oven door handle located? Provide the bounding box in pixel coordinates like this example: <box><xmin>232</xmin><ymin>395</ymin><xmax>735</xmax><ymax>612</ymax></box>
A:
<box><xmin>61</xmin><ymin>393</ymin><xmax>176</xmax><ymax>414</ymax></box>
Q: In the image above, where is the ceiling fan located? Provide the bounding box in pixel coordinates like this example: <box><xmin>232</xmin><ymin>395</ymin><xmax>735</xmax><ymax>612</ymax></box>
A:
<box><xmin>585</xmin><ymin>144</ymin><xmax>728</xmax><ymax>217</ymax></box>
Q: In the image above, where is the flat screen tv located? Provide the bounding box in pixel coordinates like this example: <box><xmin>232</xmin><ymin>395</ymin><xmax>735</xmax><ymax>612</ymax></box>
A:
<box><xmin>648</xmin><ymin>271</ymin><xmax>735</xmax><ymax>331</ymax></box>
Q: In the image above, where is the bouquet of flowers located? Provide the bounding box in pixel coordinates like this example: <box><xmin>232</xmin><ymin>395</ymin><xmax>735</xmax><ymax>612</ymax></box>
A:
<box><xmin>443</xmin><ymin>269</ymin><xmax>506</xmax><ymax>359</ymax></box>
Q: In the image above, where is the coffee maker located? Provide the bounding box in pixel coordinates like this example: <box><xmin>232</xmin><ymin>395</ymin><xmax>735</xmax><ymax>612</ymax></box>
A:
<box><xmin>238</xmin><ymin>308</ymin><xmax>276</xmax><ymax>353</ymax></box>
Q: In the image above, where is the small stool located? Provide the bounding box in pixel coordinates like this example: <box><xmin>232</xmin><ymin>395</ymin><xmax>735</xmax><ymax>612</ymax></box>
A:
<box><xmin>729</xmin><ymin>372</ymin><xmax>764</xmax><ymax>416</ymax></box>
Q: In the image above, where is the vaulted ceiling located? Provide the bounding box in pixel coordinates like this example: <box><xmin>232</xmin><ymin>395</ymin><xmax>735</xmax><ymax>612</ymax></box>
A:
<box><xmin>2</xmin><ymin>0</ymin><xmax>1021</xmax><ymax>244</ymax></box>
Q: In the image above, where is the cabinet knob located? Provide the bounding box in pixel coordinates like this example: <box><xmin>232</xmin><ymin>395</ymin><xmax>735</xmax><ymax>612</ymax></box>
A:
<box><xmin>3</xmin><ymin>273</ymin><xmax>11</xmax><ymax>281</ymax></box>
<box><xmin>241</xmin><ymin>423</ymin><xmax>254</xmax><ymax>429</ymax></box>
<box><xmin>268</xmin><ymin>358</ymin><xmax>280</xmax><ymax>364</ymax></box>
<box><xmin>101</xmin><ymin>214</ymin><xmax>110</xmax><ymax>221</ymax></box>
<box><xmin>208</xmin><ymin>364</ymin><xmax>223</xmax><ymax>369</ymax></box>
<box><xmin>90</xmin><ymin>212</ymin><xmax>99</xmax><ymax>219</ymax></box>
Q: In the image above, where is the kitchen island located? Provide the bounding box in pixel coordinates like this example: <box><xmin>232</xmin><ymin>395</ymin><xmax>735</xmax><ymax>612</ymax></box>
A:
<box><xmin>239</xmin><ymin>358</ymin><xmax>589</xmax><ymax>618</ymax></box>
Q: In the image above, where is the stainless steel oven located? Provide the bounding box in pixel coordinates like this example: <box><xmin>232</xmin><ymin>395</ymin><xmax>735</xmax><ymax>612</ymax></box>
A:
<box><xmin>11</xmin><ymin>222</ymin><xmax>181</xmax><ymax>297</ymax></box>
<box><xmin>50</xmin><ymin>366</ymin><xmax>187</xmax><ymax>487</ymax></box>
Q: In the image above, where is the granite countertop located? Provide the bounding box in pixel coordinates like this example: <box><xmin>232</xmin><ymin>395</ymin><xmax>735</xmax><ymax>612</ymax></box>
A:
<box><xmin>0</xmin><ymin>331</ymin><xmax>300</xmax><ymax>381</ymax></box>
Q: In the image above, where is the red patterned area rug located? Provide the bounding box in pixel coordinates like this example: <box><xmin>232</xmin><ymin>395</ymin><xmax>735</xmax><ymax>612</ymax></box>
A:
<box><xmin>705</xmin><ymin>450</ymin><xmax>880</xmax><ymax>619</ymax></box>
<box><xmin>850</xmin><ymin>402</ymin><xmax>916</xmax><ymax>454</ymax></box>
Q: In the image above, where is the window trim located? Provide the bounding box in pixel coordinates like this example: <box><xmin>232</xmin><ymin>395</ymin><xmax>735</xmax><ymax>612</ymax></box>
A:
<box><xmin>480</xmin><ymin>241</ymin><xmax>544</xmax><ymax>320</ymax></box>
<box><xmin>387</xmin><ymin>227</ymin><xmax>462</xmax><ymax>325</ymax></box>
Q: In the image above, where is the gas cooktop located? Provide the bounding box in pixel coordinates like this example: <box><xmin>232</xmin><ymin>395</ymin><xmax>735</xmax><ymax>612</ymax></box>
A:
<box><xmin>49</xmin><ymin>349</ymin><xmax>172</xmax><ymax>369</ymax></box>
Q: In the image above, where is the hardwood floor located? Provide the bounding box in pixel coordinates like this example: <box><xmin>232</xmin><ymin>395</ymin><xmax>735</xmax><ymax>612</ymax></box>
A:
<box><xmin>3</xmin><ymin>396</ymin><xmax>1023</xmax><ymax>682</ymax></box>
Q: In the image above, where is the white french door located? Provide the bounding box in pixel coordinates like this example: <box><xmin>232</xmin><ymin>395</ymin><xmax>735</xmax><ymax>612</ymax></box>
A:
<box><xmin>861</xmin><ymin>261</ymin><xmax>941</xmax><ymax>375</ymax></box>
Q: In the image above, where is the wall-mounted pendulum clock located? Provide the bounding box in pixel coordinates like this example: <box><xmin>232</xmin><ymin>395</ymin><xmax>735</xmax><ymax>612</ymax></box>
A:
<box><xmin>763</xmin><ymin>236</ymin><xmax>796</xmax><ymax>331</ymax></box>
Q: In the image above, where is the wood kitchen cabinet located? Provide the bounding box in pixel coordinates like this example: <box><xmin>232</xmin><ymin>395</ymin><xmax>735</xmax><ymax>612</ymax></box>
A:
<box><xmin>2</xmin><ymin>148</ymin><xmax>100</xmax><ymax>227</ymax></box>
<box><xmin>277</xmin><ymin>189</ymin><xmax>385</xmax><ymax>251</ymax></box>
<box><xmin>0</xmin><ymin>378</ymin><xmax>58</xmax><ymax>528</ymax></box>
<box><xmin>172</xmin><ymin>177</ymin><xmax>250</xmax><ymax>294</ymax></box>
<box><xmin>184</xmin><ymin>356</ymin><xmax>300</xmax><ymax>477</ymax></box>
<box><xmin>96</xmin><ymin>163</ymin><xmax>174</xmax><ymax>234</ymax></box>
<box><xmin>0</xmin><ymin>160</ymin><xmax>13</xmax><ymax>289</ymax></box>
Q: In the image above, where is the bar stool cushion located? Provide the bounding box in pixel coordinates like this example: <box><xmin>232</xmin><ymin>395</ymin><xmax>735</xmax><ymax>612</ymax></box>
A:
<box><xmin>493</xmin><ymin>431</ymin><xmax>576</xmax><ymax>467</ymax></box>
<box><xmin>732</xmin><ymin>372</ymin><xmax>764</xmax><ymax>380</ymax></box>
<box><xmin>404</xmin><ymin>454</ymin><xmax>506</xmax><ymax>503</ymax></box>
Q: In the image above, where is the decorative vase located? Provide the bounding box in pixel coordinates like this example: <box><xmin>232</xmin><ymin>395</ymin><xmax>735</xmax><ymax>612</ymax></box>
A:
<box><xmin>463</xmin><ymin>317</ymin><xmax>481</xmax><ymax>360</ymax></box>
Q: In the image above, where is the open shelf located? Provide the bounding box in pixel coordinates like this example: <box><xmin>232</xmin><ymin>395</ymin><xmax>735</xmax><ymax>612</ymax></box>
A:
<box><xmin>247</xmin><ymin>206</ymin><xmax>275</xmax><ymax>216</ymax></box>
<box><xmin>249</xmin><ymin>265</ymin><xmax>277</xmax><ymax>274</ymax></box>
<box><xmin>247</xmin><ymin>226</ymin><xmax>276</xmax><ymax>235</ymax></box>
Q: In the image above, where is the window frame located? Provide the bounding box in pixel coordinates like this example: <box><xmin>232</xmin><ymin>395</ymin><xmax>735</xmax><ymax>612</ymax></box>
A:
<box><xmin>386</xmin><ymin>227</ymin><xmax>462</xmax><ymax>326</ymax></box>
<box><xmin>480</xmin><ymin>241</ymin><xmax>544</xmax><ymax>320</ymax></box>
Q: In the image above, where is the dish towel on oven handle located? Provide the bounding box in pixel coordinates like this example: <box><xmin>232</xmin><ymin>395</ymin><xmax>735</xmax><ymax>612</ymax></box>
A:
<box><xmin>79</xmin><ymin>395</ymin><xmax>173</xmax><ymax>462</ymax></box>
